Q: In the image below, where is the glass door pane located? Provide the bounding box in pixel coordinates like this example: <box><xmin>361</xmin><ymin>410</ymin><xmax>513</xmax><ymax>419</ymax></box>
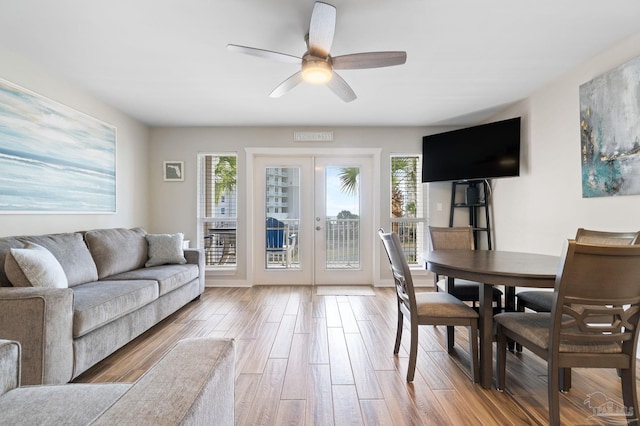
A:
<box><xmin>324</xmin><ymin>166</ymin><xmax>360</xmax><ymax>269</ymax></box>
<box><xmin>264</xmin><ymin>167</ymin><xmax>300</xmax><ymax>269</ymax></box>
<box><xmin>314</xmin><ymin>156</ymin><xmax>372</xmax><ymax>285</ymax></box>
<box><xmin>251</xmin><ymin>152</ymin><xmax>372</xmax><ymax>286</ymax></box>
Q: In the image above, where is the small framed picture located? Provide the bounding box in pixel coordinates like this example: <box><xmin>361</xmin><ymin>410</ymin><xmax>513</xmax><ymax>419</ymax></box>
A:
<box><xmin>163</xmin><ymin>161</ymin><xmax>184</xmax><ymax>181</ymax></box>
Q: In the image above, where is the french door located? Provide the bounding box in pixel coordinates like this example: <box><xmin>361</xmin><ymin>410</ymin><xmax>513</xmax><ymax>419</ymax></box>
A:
<box><xmin>251</xmin><ymin>151</ymin><xmax>374</xmax><ymax>285</ymax></box>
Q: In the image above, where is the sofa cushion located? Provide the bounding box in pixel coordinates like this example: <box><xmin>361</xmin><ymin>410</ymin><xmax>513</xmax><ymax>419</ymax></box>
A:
<box><xmin>90</xmin><ymin>338</ymin><xmax>235</xmax><ymax>426</ymax></box>
<box><xmin>85</xmin><ymin>228</ymin><xmax>148</xmax><ymax>279</ymax></box>
<box><xmin>19</xmin><ymin>233</ymin><xmax>98</xmax><ymax>287</ymax></box>
<box><xmin>145</xmin><ymin>233</ymin><xmax>187</xmax><ymax>267</ymax></box>
<box><xmin>72</xmin><ymin>280</ymin><xmax>159</xmax><ymax>338</ymax></box>
<box><xmin>108</xmin><ymin>264</ymin><xmax>199</xmax><ymax>296</ymax></box>
<box><xmin>0</xmin><ymin>383</ymin><xmax>131</xmax><ymax>425</ymax></box>
<box><xmin>0</xmin><ymin>339</ymin><xmax>20</xmax><ymax>396</ymax></box>
<box><xmin>5</xmin><ymin>243</ymin><xmax>68</xmax><ymax>288</ymax></box>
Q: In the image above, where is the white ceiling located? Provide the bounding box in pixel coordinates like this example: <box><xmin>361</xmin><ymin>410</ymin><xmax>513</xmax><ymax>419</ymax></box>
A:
<box><xmin>1</xmin><ymin>1</ymin><xmax>639</xmax><ymax>127</ymax></box>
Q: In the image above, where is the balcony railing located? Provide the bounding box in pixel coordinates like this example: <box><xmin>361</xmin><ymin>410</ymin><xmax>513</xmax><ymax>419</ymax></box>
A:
<box><xmin>203</xmin><ymin>218</ymin><xmax>421</xmax><ymax>269</ymax></box>
<box><xmin>391</xmin><ymin>220</ymin><xmax>421</xmax><ymax>265</ymax></box>
<box><xmin>325</xmin><ymin>219</ymin><xmax>360</xmax><ymax>268</ymax></box>
<box><xmin>202</xmin><ymin>220</ymin><xmax>237</xmax><ymax>267</ymax></box>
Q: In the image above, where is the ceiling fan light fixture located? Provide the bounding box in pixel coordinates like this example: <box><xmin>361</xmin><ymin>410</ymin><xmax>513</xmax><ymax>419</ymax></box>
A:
<box><xmin>228</xmin><ymin>2</ymin><xmax>406</xmax><ymax>101</ymax></box>
<box><xmin>301</xmin><ymin>59</ymin><xmax>332</xmax><ymax>84</ymax></box>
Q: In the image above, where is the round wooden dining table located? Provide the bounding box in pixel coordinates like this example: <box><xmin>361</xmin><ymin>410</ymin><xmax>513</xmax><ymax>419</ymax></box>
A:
<box><xmin>426</xmin><ymin>249</ymin><xmax>560</xmax><ymax>389</ymax></box>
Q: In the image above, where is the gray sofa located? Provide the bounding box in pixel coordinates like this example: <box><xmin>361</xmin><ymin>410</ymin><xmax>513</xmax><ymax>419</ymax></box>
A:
<box><xmin>0</xmin><ymin>337</ymin><xmax>235</xmax><ymax>425</ymax></box>
<box><xmin>0</xmin><ymin>228</ymin><xmax>205</xmax><ymax>385</ymax></box>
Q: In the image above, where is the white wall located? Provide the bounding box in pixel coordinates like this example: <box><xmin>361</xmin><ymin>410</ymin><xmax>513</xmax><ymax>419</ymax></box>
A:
<box><xmin>148</xmin><ymin>25</ymin><xmax>640</xmax><ymax>284</ymax></box>
<box><xmin>148</xmin><ymin>126</ymin><xmax>436</xmax><ymax>284</ymax></box>
<box><xmin>5</xmin><ymin>28</ymin><xmax>639</xmax><ymax>281</ymax></box>
<box><xmin>0</xmin><ymin>47</ymin><xmax>150</xmax><ymax>237</ymax></box>
<box><xmin>480</xmin><ymin>31</ymin><xmax>640</xmax><ymax>256</ymax></box>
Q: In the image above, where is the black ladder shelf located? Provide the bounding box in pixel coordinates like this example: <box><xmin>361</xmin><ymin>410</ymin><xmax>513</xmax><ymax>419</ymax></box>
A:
<box><xmin>449</xmin><ymin>180</ymin><xmax>492</xmax><ymax>250</ymax></box>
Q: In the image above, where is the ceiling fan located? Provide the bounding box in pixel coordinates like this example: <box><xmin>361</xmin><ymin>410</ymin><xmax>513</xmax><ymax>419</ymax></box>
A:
<box><xmin>227</xmin><ymin>1</ymin><xmax>407</xmax><ymax>102</ymax></box>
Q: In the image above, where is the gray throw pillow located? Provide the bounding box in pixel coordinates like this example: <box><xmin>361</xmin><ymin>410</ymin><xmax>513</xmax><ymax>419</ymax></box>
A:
<box><xmin>4</xmin><ymin>242</ymin><xmax>69</xmax><ymax>288</ymax></box>
<box><xmin>145</xmin><ymin>233</ymin><xmax>187</xmax><ymax>267</ymax></box>
<box><xmin>84</xmin><ymin>227</ymin><xmax>147</xmax><ymax>279</ymax></box>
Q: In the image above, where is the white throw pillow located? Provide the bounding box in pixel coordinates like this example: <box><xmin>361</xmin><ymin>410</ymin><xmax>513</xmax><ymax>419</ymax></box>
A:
<box><xmin>145</xmin><ymin>233</ymin><xmax>187</xmax><ymax>267</ymax></box>
<box><xmin>4</xmin><ymin>242</ymin><xmax>68</xmax><ymax>288</ymax></box>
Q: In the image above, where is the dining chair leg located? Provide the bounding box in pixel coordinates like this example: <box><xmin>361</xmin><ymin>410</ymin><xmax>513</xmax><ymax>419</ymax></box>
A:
<box><xmin>496</xmin><ymin>325</ymin><xmax>507</xmax><ymax>391</ymax></box>
<box><xmin>502</xmin><ymin>289</ymin><xmax>517</xmax><ymax>353</ymax></box>
<box><xmin>559</xmin><ymin>368</ymin><xmax>571</xmax><ymax>392</ymax></box>
<box><xmin>504</xmin><ymin>287</ymin><xmax>516</xmax><ymax>312</ymax></box>
<box><xmin>514</xmin><ymin>301</ymin><xmax>524</xmax><ymax>353</ymax></box>
<box><xmin>394</xmin><ymin>306</ymin><xmax>403</xmax><ymax>355</ymax></box>
<box><xmin>407</xmin><ymin>322</ymin><xmax>418</xmax><ymax>382</ymax></box>
<box><xmin>620</xmin><ymin>367</ymin><xmax>639</xmax><ymax>424</ymax></box>
<box><xmin>479</xmin><ymin>283</ymin><xmax>493</xmax><ymax>389</ymax></box>
<box><xmin>468</xmin><ymin>321</ymin><xmax>479</xmax><ymax>383</ymax></box>
<box><xmin>446</xmin><ymin>326</ymin><xmax>454</xmax><ymax>352</ymax></box>
<box><xmin>548</xmin><ymin>361</ymin><xmax>561</xmax><ymax>426</ymax></box>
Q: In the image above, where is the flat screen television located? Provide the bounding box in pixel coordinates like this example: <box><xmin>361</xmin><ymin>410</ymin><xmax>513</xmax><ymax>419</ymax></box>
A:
<box><xmin>422</xmin><ymin>117</ymin><xmax>521</xmax><ymax>183</ymax></box>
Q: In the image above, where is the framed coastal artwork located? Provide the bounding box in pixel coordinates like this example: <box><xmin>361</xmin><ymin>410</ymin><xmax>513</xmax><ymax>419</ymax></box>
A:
<box><xmin>0</xmin><ymin>78</ymin><xmax>116</xmax><ymax>213</ymax></box>
<box><xmin>579</xmin><ymin>55</ymin><xmax>640</xmax><ymax>198</ymax></box>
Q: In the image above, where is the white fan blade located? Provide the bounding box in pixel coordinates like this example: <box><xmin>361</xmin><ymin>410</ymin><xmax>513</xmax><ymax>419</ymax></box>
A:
<box><xmin>327</xmin><ymin>71</ymin><xmax>356</xmax><ymax>103</ymax></box>
<box><xmin>308</xmin><ymin>2</ymin><xmax>336</xmax><ymax>57</ymax></box>
<box><xmin>332</xmin><ymin>52</ymin><xmax>407</xmax><ymax>70</ymax></box>
<box><xmin>227</xmin><ymin>44</ymin><xmax>301</xmax><ymax>64</ymax></box>
<box><xmin>269</xmin><ymin>72</ymin><xmax>305</xmax><ymax>98</ymax></box>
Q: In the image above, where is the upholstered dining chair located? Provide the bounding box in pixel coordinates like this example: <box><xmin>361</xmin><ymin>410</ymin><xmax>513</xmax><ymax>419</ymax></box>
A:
<box><xmin>495</xmin><ymin>240</ymin><xmax>640</xmax><ymax>426</ymax></box>
<box><xmin>516</xmin><ymin>228</ymin><xmax>640</xmax><ymax>314</ymax></box>
<box><xmin>378</xmin><ymin>229</ymin><xmax>479</xmax><ymax>383</ymax></box>
<box><xmin>428</xmin><ymin>226</ymin><xmax>503</xmax><ymax>314</ymax></box>
<box><xmin>515</xmin><ymin>228</ymin><xmax>640</xmax><ymax>368</ymax></box>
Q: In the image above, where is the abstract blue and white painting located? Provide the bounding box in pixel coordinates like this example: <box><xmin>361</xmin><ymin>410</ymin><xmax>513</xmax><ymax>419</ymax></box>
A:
<box><xmin>579</xmin><ymin>55</ymin><xmax>640</xmax><ymax>198</ymax></box>
<box><xmin>0</xmin><ymin>78</ymin><xmax>116</xmax><ymax>212</ymax></box>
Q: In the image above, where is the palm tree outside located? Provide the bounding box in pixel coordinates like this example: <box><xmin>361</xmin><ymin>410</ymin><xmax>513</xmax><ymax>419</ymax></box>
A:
<box><xmin>338</xmin><ymin>156</ymin><xmax>420</xmax><ymax>263</ymax></box>
<box><xmin>214</xmin><ymin>156</ymin><xmax>237</xmax><ymax>204</ymax></box>
<box><xmin>338</xmin><ymin>157</ymin><xmax>418</xmax><ymax>221</ymax></box>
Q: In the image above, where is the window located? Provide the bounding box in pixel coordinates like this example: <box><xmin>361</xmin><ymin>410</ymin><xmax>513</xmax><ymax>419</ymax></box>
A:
<box><xmin>390</xmin><ymin>155</ymin><xmax>424</xmax><ymax>266</ymax></box>
<box><xmin>198</xmin><ymin>154</ymin><xmax>237</xmax><ymax>268</ymax></box>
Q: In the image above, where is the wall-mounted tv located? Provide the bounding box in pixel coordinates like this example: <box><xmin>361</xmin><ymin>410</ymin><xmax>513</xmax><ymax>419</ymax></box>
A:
<box><xmin>422</xmin><ymin>117</ymin><xmax>521</xmax><ymax>183</ymax></box>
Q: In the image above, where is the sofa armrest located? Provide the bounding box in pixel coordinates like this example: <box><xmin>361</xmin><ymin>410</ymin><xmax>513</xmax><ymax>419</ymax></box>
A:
<box><xmin>91</xmin><ymin>338</ymin><xmax>235</xmax><ymax>425</ymax></box>
<box><xmin>0</xmin><ymin>339</ymin><xmax>21</xmax><ymax>396</ymax></box>
<box><xmin>184</xmin><ymin>248</ymin><xmax>205</xmax><ymax>292</ymax></box>
<box><xmin>0</xmin><ymin>288</ymin><xmax>74</xmax><ymax>385</ymax></box>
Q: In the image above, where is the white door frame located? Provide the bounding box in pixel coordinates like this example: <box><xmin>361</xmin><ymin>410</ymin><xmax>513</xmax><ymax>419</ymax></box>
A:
<box><xmin>313</xmin><ymin>155</ymin><xmax>374</xmax><ymax>285</ymax></box>
<box><xmin>246</xmin><ymin>147</ymin><xmax>381</xmax><ymax>286</ymax></box>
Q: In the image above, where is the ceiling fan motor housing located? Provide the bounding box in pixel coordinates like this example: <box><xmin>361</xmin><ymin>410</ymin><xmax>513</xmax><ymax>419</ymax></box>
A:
<box><xmin>227</xmin><ymin>2</ymin><xmax>406</xmax><ymax>101</ymax></box>
<box><xmin>301</xmin><ymin>54</ymin><xmax>333</xmax><ymax>84</ymax></box>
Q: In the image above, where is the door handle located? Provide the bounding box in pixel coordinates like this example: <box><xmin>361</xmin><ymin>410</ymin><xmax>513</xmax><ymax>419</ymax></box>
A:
<box><xmin>316</xmin><ymin>226</ymin><xmax>321</xmax><ymax>231</ymax></box>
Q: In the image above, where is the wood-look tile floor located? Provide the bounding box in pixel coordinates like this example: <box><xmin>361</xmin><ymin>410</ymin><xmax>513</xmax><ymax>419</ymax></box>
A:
<box><xmin>75</xmin><ymin>286</ymin><xmax>633</xmax><ymax>425</ymax></box>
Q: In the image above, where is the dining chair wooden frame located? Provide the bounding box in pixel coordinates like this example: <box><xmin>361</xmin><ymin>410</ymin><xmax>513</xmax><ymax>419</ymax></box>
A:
<box><xmin>428</xmin><ymin>226</ymin><xmax>503</xmax><ymax>316</ymax></box>
<box><xmin>517</xmin><ymin>228</ymin><xmax>639</xmax><ymax>314</ymax></box>
<box><xmin>379</xmin><ymin>228</ymin><xmax>479</xmax><ymax>383</ymax></box>
<box><xmin>496</xmin><ymin>240</ymin><xmax>640</xmax><ymax>425</ymax></box>
<box><xmin>515</xmin><ymin>228</ymin><xmax>640</xmax><ymax>389</ymax></box>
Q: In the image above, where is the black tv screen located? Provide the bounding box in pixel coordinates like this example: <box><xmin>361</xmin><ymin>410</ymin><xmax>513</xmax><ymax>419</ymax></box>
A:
<box><xmin>422</xmin><ymin>117</ymin><xmax>521</xmax><ymax>183</ymax></box>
